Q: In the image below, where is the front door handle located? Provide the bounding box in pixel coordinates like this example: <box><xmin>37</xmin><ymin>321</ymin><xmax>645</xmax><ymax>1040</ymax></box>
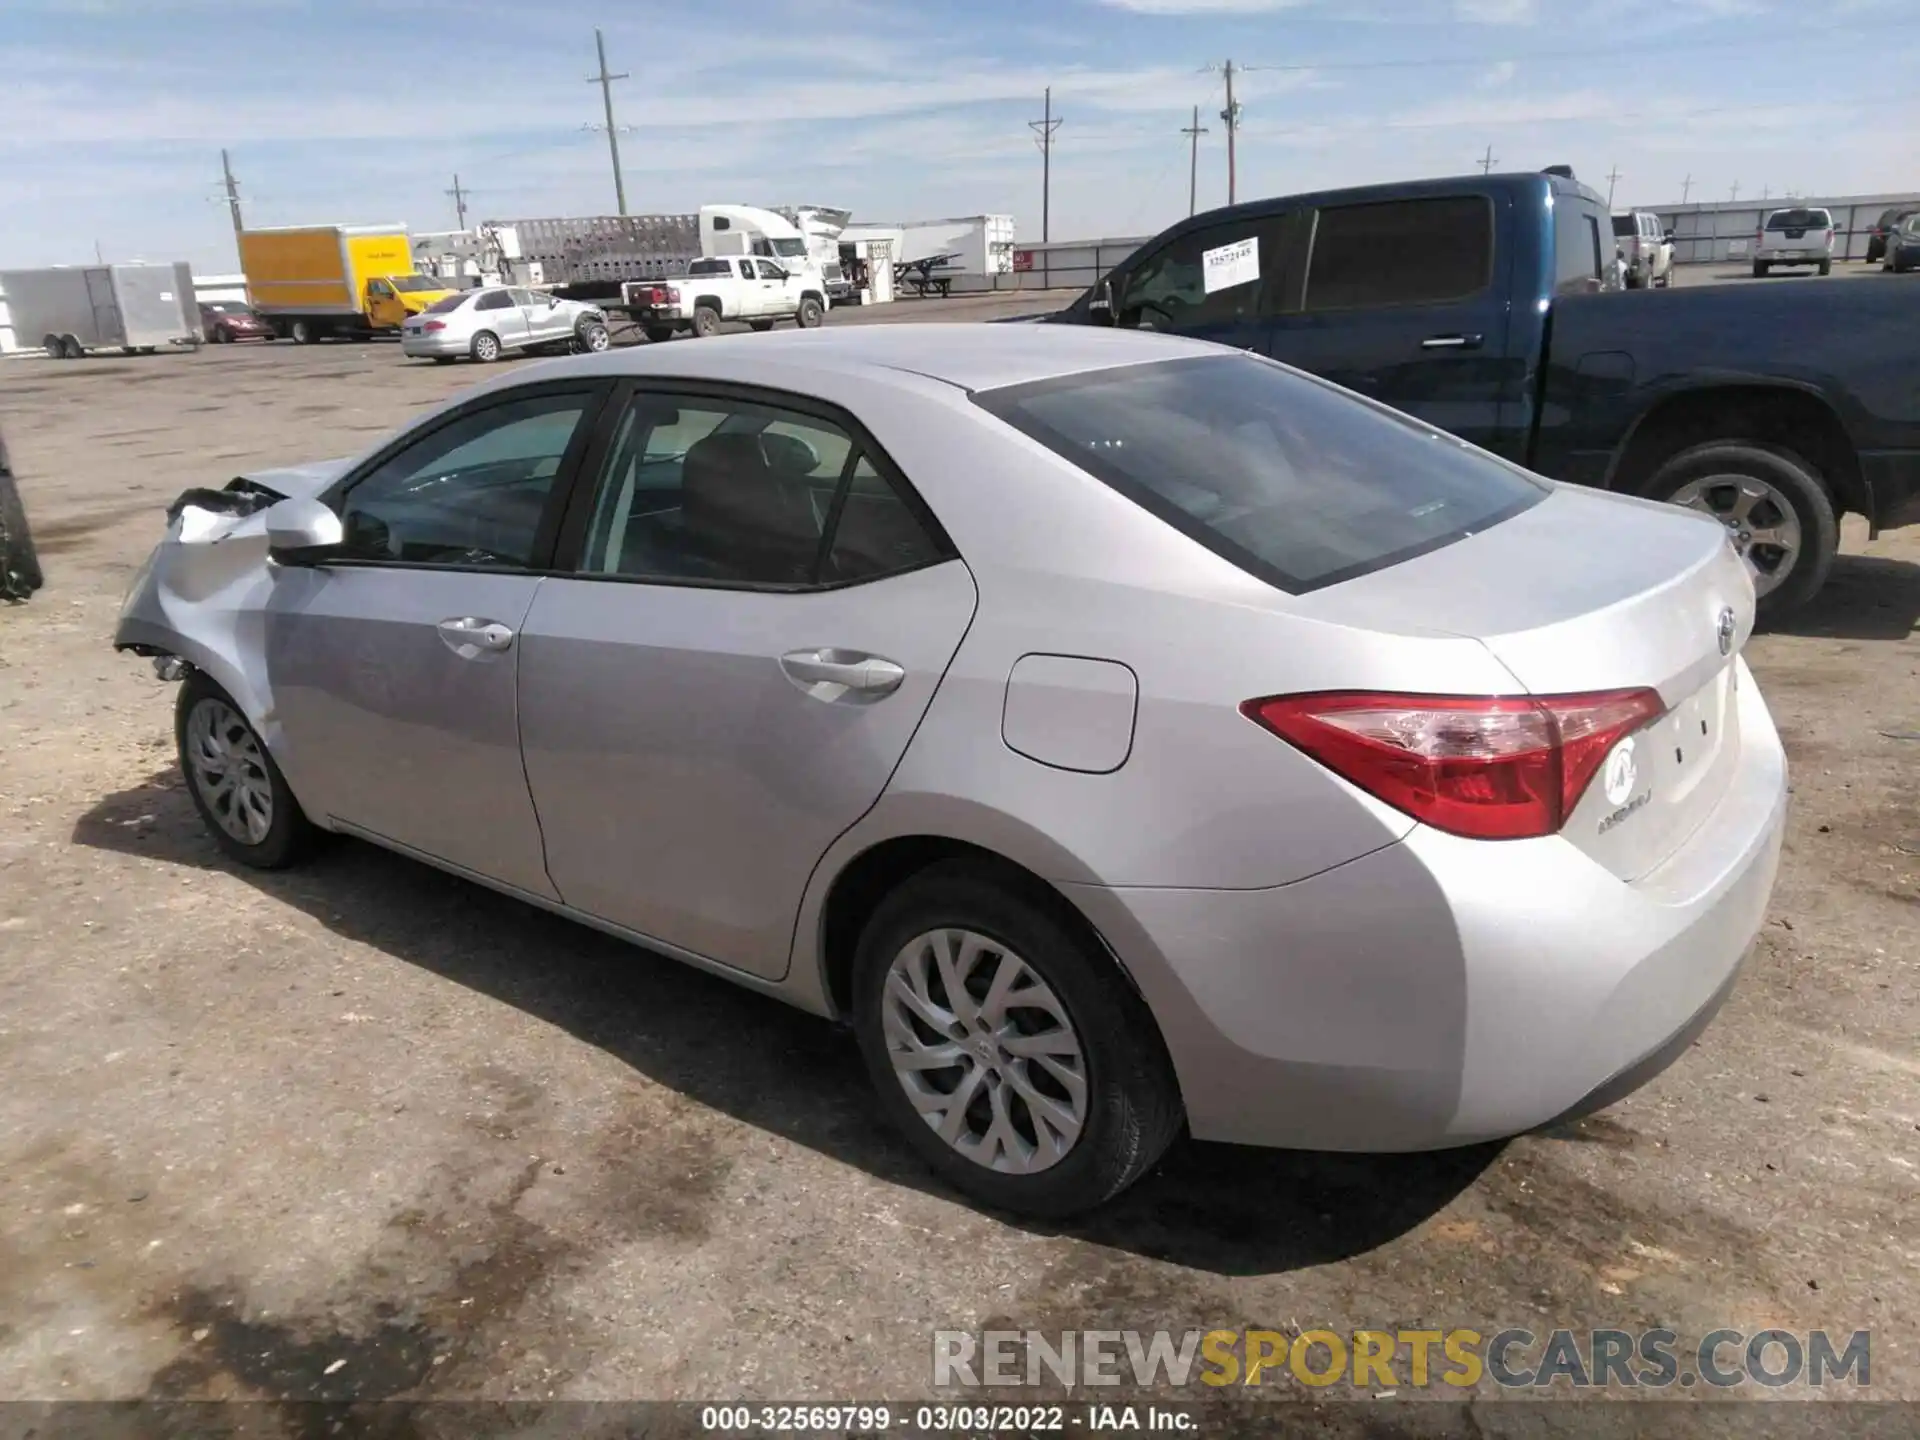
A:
<box><xmin>437</xmin><ymin>617</ymin><xmax>516</xmax><ymax>654</ymax></box>
<box><xmin>780</xmin><ymin>648</ymin><xmax>906</xmax><ymax>696</ymax></box>
<box><xmin>1421</xmin><ymin>333</ymin><xmax>1485</xmax><ymax>350</ymax></box>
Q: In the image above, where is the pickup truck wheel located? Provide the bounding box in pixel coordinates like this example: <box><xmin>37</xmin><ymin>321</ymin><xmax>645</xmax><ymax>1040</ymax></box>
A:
<box><xmin>795</xmin><ymin>297</ymin><xmax>825</xmax><ymax>329</ymax></box>
<box><xmin>470</xmin><ymin>330</ymin><xmax>503</xmax><ymax>363</ymax></box>
<box><xmin>1818</xmin><ymin>259</ymin><xmax>1832</xmax><ymax>277</ymax></box>
<box><xmin>748</xmin><ymin>319</ymin><xmax>775</xmax><ymax>333</ymax></box>
<box><xmin>1646</xmin><ymin>442</ymin><xmax>1837</xmax><ymax>616</ymax></box>
<box><xmin>644</xmin><ymin>326</ymin><xmax>676</xmax><ymax>344</ymax></box>
<box><xmin>691</xmin><ymin>306</ymin><xmax>722</xmax><ymax>338</ymax></box>
<box><xmin>1751</xmin><ymin>261</ymin><xmax>1770</xmax><ymax>278</ymax></box>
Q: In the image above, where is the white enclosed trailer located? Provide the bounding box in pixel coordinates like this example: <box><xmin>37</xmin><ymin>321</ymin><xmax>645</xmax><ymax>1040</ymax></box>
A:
<box><xmin>0</xmin><ymin>263</ymin><xmax>201</xmax><ymax>359</ymax></box>
<box><xmin>844</xmin><ymin>215</ymin><xmax>1015</xmax><ymax>290</ymax></box>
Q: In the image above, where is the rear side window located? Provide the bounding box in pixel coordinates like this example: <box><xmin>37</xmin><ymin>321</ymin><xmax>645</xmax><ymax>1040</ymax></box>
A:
<box><xmin>687</xmin><ymin>258</ymin><xmax>731</xmax><ymax>276</ymax></box>
<box><xmin>974</xmin><ymin>354</ymin><xmax>1546</xmax><ymax>594</ymax></box>
<box><xmin>1554</xmin><ymin>205</ymin><xmax>1604</xmax><ymax>294</ymax></box>
<box><xmin>423</xmin><ymin>292</ymin><xmax>468</xmax><ymax>315</ymax></box>
<box><xmin>1303</xmin><ymin>196</ymin><xmax>1493</xmax><ymax>311</ymax></box>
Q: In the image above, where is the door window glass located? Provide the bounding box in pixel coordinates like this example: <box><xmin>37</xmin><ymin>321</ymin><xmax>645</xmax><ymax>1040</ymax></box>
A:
<box><xmin>337</xmin><ymin>391</ymin><xmax>591</xmax><ymax>568</ymax></box>
<box><xmin>1304</xmin><ymin>196</ymin><xmax>1494</xmax><ymax>311</ymax></box>
<box><xmin>1553</xmin><ymin>203</ymin><xmax>1606</xmax><ymax>294</ymax></box>
<box><xmin>755</xmin><ymin>260</ymin><xmax>786</xmax><ymax>280</ymax></box>
<box><xmin>475</xmin><ymin>289</ymin><xmax>513</xmax><ymax>312</ymax></box>
<box><xmin>579</xmin><ymin>395</ymin><xmax>941</xmax><ymax>586</ymax></box>
<box><xmin>1113</xmin><ymin>217</ymin><xmax>1292</xmax><ymax>331</ymax></box>
<box><xmin>508</xmin><ymin>288</ymin><xmax>535</xmax><ymax>307</ymax></box>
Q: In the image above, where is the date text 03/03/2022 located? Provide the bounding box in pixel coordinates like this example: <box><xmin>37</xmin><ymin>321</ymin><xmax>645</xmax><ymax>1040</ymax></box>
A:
<box><xmin>699</xmin><ymin>1403</ymin><xmax>1197</xmax><ymax>1433</ymax></box>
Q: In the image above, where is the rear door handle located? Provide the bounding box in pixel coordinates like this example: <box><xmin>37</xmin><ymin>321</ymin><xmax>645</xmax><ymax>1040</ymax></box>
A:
<box><xmin>437</xmin><ymin>617</ymin><xmax>516</xmax><ymax>654</ymax></box>
<box><xmin>1421</xmin><ymin>333</ymin><xmax>1484</xmax><ymax>350</ymax></box>
<box><xmin>780</xmin><ymin>648</ymin><xmax>906</xmax><ymax>696</ymax></box>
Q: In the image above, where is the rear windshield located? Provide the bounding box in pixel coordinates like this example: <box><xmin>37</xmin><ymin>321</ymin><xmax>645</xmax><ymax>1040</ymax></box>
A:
<box><xmin>1611</xmin><ymin>215</ymin><xmax>1637</xmax><ymax>237</ymax></box>
<box><xmin>687</xmin><ymin>257</ymin><xmax>733</xmax><ymax>275</ymax></box>
<box><xmin>1765</xmin><ymin>209</ymin><xmax>1829</xmax><ymax>230</ymax></box>
<box><xmin>423</xmin><ymin>292</ymin><xmax>470</xmax><ymax>315</ymax></box>
<box><xmin>973</xmin><ymin>354</ymin><xmax>1547</xmax><ymax>594</ymax></box>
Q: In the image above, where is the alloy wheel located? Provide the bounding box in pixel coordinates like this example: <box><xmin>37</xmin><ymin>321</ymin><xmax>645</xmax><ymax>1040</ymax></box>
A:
<box><xmin>1669</xmin><ymin>473</ymin><xmax>1803</xmax><ymax>598</ymax></box>
<box><xmin>881</xmin><ymin>928</ymin><xmax>1088</xmax><ymax>1174</ymax></box>
<box><xmin>184</xmin><ymin>698</ymin><xmax>274</xmax><ymax>845</ymax></box>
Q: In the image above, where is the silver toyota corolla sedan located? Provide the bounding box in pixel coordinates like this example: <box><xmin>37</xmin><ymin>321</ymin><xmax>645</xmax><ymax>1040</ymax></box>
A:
<box><xmin>114</xmin><ymin>325</ymin><xmax>1787</xmax><ymax>1216</ymax></box>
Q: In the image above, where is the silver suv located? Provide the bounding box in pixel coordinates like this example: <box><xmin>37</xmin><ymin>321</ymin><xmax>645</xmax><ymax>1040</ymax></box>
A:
<box><xmin>1753</xmin><ymin>207</ymin><xmax>1834</xmax><ymax>277</ymax></box>
<box><xmin>1611</xmin><ymin>211</ymin><xmax>1673</xmax><ymax>288</ymax></box>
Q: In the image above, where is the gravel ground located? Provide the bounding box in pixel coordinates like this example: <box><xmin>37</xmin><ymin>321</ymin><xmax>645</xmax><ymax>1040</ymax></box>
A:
<box><xmin>0</xmin><ymin>283</ymin><xmax>1915</xmax><ymax>1433</ymax></box>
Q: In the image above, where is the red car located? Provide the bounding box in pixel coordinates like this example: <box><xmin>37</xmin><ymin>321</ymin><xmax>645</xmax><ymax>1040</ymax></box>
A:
<box><xmin>199</xmin><ymin>300</ymin><xmax>275</xmax><ymax>343</ymax></box>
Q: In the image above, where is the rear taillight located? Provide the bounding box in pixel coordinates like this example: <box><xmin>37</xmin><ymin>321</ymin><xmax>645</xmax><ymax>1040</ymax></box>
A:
<box><xmin>1242</xmin><ymin>689</ymin><xmax>1667</xmax><ymax>841</ymax></box>
<box><xmin>423</xmin><ymin>320</ymin><xmax>446</xmax><ymax>332</ymax></box>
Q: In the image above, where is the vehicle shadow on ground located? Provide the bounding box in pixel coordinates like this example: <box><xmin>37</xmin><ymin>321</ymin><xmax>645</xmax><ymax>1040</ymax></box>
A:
<box><xmin>1763</xmin><ymin>551</ymin><xmax>1920</xmax><ymax>642</ymax></box>
<box><xmin>74</xmin><ymin>769</ymin><xmax>1497</xmax><ymax>1278</ymax></box>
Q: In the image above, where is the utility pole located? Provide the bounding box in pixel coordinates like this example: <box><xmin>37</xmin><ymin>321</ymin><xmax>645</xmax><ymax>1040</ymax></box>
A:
<box><xmin>1182</xmin><ymin>106</ymin><xmax>1210</xmax><ymax>217</ymax></box>
<box><xmin>447</xmin><ymin>174</ymin><xmax>470</xmax><ymax>231</ymax></box>
<box><xmin>1729</xmin><ymin>180</ymin><xmax>1740</xmax><ymax>202</ymax></box>
<box><xmin>1028</xmin><ymin>88</ymin><xmax>1063</xmax><ymax>245</ymax></box>
<box><xmin>219</xmin><ymin>148</ymin><xmax>246</xmax><ymax>259</ymax></box>
<box><xmin>1760</xmin><ymin>184</ymin><xmax>1770</xmax><ymax>203</ymax></box>
<box><xmin>1220</xmin><ymin>61</ymin><xmax>1242</xmax><ymax>205</ymax></box>
<box><xmin>1605</xmin><ymin>164</ymin><xmax>1623</xmax><ymax>209</ymax></box>
<box><xmin>1478</xmin><ymin>144</ymin><xmax>1498</xmax><ymax>175</ymax></box>
<box><xmin>586</xmin><ymin>28</ymin><xmax>630</xmax><ymax>216</ymax></box>
<box><xmin>1680</xmin><ymin>173</ymin><xmax>1693</xmax><ymax>205</ymax></box>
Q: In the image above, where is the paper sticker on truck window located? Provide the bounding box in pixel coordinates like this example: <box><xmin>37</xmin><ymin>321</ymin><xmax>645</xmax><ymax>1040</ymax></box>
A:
<box><xmin>1202</xmin><ymin>237</ymin><xmax>1259</xmax><ymax>295</ymax></box>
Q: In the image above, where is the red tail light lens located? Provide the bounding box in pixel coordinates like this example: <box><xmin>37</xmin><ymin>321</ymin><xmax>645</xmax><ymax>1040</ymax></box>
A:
<box><xmin>422</xmin><ymin>320</ymin><xmax>446</xmax><ymax>332</ymax></box>
<box><xmin>1241</xmin><ymin>689</ymin><xmax>1667</xmax><ymax>841</ymax></box>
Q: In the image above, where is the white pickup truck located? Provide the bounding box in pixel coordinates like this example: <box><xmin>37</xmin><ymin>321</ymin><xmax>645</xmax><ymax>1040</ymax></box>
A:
<box><xmin>622</xmin><ymin>256</ymin><xmax>828</xmax><ymax>340</ymax></box>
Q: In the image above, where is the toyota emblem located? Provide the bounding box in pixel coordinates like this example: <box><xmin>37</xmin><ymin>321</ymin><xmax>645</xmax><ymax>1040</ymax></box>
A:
<box><xmin>1716</xmin><ymin>607</ymin><xmax>1736</xmax><ymax>657</ymax></box>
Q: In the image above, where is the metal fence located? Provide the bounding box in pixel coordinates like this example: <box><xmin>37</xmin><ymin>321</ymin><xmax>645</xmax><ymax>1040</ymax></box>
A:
<box><xmin>1652</xmin><ymin>192</ymin><xmax>1920</xmax><ymax>266</ymax></box>
<box><xmin>1002</xmin><ymin>235</ymin><xmax>1150</xmax><ymax>294</ymax></box>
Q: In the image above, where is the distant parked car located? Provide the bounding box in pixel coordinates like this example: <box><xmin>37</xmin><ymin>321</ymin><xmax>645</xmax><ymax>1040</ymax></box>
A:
<box><xmin>1611</xmin><ymin>211</ymin><xmax>1673</xmax><ymax>288</ymax></box>
<box><xmin>1865</xmin><ymin>206</ymin><xmax>1918</xmax><ymax>266</ymax></box>
<box><xmin>1752</xmin><ymin>207</ymin><xmax>1834</xmax><ymax>277</ymax></box>
<box><xmin>199</xmin><ymin>300</ymin><xmax>275</xmax><ymax>344</ymax></box>
<box><xmin>400</xmin><ymin>285</ymin><xmax>611</xmax><ymax>364</ymax></box>
<box><xmin>1885</xmin><ymin>212</ymin><xmax>1920</xmax><ymax>274</ymax></box>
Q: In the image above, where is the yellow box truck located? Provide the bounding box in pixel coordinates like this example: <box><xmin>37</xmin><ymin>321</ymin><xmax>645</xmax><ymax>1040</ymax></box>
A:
<box><xmin>237</xmin><ymin>225</ymin><xmax>459</xmax><ymax>343</ymax></box>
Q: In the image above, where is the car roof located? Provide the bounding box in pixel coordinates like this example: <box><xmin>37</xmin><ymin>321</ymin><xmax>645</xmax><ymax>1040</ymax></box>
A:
<box><xmin>531</xmin><ymin>323</ymin><xmax>1226</xmax><ymax>394</ymax></box>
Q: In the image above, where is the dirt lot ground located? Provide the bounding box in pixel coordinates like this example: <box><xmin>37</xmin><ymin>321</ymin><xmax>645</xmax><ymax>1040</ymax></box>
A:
<box><xmin>1</xmin><ymin>282</ymin><xmax>1916</xmax><ymax>1431</ymax></box>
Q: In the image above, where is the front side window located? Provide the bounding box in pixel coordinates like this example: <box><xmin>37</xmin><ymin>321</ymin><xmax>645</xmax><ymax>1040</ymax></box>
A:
<box><xmin>367</xmin><ymin>279</ymin><xmax>393</xmax><ymax>298</ymax></box>
<box><xmin>1113</xmin><ymin>216</ymin><xmax>1291</xmax><ymax>331</ymax></box>
<box><xmin>973</xmin><ymin>354</ymin><xmax>1546</xmax><ymax>594</ymax></box>
<box><xmin>755</xmin><ymin>260</ymin><xmax>786</xmax><ymax>280</ymax></box>
<box><xmin>578</xmin><ymin>393</ymin><xmax>943</xmax><ymax>587</ymax></box>
<box><xmin>1304</xmin><ymin>196</ymin><xmax>1494</xmax><ymax>312</ymax></box>
<box><xmin>337</xmin><ymin>391</ymin><xmax>592</xmax><ymax>569</ymax></box>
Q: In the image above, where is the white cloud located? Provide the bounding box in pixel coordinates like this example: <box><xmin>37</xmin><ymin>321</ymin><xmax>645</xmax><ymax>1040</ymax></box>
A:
<box><xmin>1454</xmin><ymin>0</ymin><xmax>1536</xmax><ymax>22</ymax></box>
<box><xmin>1479</xmin><ymin>60</ymin><xmax>1518</xmax><ymax>87</ymax></box>
<box><xmin>1098</xmin><ymin>0</ymin><xmax>1310</xmax><ymax>11</ymax></box>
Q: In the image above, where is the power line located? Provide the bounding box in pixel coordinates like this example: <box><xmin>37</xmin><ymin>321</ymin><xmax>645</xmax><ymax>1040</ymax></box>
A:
<box><xmin>1236</xmin><ymin>17</ymin><xmax>1919</xmax><ymax>75</ymax></box>
<box><xmin>585</xmin><ymin>28</ymin><xmax>630</xmax><ymax>216</ymax></box>
<box><xmin>1028</xmin><ymin>87</ymin><xmax>1063</xmax><ymax>244</ymax></box>
<box><xmin>1181</xmin><ymin>106</ymin><xmax>1210</xmax><ymax>217</ymax></box>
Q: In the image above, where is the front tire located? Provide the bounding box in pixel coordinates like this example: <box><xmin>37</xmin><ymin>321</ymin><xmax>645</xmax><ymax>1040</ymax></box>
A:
<box><xmin>289</xmin><ymin>319</ymin><xmax>320</xmax><ymax>345</ymax></box>
<box><xmin>175</xmin><ymin>673</ymin><xmax>316</xmax><ymax>870</ymax></box>
<box><xmin>574</xmin><ymin>319</ymin><xmax>611</xmax><ymax>353</ymax></box>
<box><xmin>470</xmin><ymin>329</ymin><xmax>503</xmax><ymax>363</ymax></box>
<box><xmin>851</xmin><ymin>862</ymin><xmax>1182</xmax><ymax>1218</ymax></box>
<box><xmin>213</xmin><ymin>326</ymin><xmax>233</xmax><ymax>344</ymax></box>
<box><xmin>1644</xmin><ymin>441</ymin><xmax>1838</xmax><ymax>617</ymax></box>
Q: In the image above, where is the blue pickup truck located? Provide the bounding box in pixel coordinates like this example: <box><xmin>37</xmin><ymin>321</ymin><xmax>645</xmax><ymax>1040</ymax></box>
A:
<box><xmin>1043</xmin><ymin>168</ymin><xmax>1920</xmax><ymax>616</ymax></box>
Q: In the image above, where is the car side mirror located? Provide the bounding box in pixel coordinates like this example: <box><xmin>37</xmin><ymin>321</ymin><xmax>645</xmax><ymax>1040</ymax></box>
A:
<box><xmin>265</xmin><ymin>497</ymin><xmax>344</xmax><ymax>565</ymax></box>
<box><xmin>1664</xmin><ymin>230</ymin><xmax>1675</xmax><ymax>242</ymax></box>
<box><xmin>548</xmin><ymin>296</ymin><xmax>560</xmax><ymax>308</ymax></box>
<box><xmin>1087</xmin><ymin>280</ymin><xmax>1115</xmax><ymax>326</ymax></box>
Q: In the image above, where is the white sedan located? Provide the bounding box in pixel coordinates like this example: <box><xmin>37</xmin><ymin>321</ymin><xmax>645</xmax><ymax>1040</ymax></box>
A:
<box><xmin>402</xmin><ymin>285</ymin><xmax>611</xmax><ymax>364</ymax></box>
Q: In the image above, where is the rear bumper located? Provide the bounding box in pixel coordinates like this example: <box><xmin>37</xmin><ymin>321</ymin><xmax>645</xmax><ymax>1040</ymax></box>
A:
<box><xmin>1754</xmin><ymin>250</ymin><xmax>1830</xmax><ymax>264</ymax></box>
<box><xmin>1067</xmin><ymin>659</ymin><xmax>1788</xmax><ymax>1152</ymax></box>
<box><xmin>400</xmin><ymin>333</ymin><xmax>468</xmax><ymax>357</ymax></box>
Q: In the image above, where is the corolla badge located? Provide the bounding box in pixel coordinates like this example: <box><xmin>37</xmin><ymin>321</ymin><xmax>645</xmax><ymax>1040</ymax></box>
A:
<box><xmin>1602</xmin><ymin>737</ymin><xmax>1639</xmax><ymax>808</ymax></box>
<box><xmin>1717</xmin><ymin>606</ymin><xmax>1737</xmax><ymax>657</ymax></box>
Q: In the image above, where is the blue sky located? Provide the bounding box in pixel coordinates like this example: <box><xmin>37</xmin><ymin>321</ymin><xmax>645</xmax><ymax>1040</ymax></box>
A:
<box><xmin>1</xmin><ymin>0</ymin><xmax>1914</xmax><ymax>273</ymax></box>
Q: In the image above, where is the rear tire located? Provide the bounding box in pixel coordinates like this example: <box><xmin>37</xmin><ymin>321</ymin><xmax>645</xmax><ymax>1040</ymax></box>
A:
<box><xmin>1642</xmin><ymin>441</ymin><xmax>1837</xmax><ymax>618</ymax></box>
<box><xmin>289</xmin><ymin>319</ymin><xmax>318</xmax><ymax>345</ymax></box>
<box><xmin>175</xmin><ymin>673</ymin><xmax>316</xmax><ymax>870</ymax></box>
<box><xmin>470</xmin><ymin>329</ymin><xmax>503</xmax><ymax>363</ymax></box>
<box><xmin>1752</xmin><ymin>261</ymin><xmax>1770</xmax><ymax>278</ymax></box>
<box><xmin>851</xmin><ymin>861</ymin><xmax>1183</xmax><ymax>1218</ymax></box>
<box><xmin>1818</xmin><ymin>258</ymin><xmax>1832</xmax><ymax>276</ymax></box>
<box><xmin>795</xmin><ymin>296</ymin><xmax>825</xmax><ymax>329</ymax></box>
<box><xmin>691</xmin><ymin>306</ymin><xmax>722</xmax><ymax>338</ymax></box>
<box><xmin>43</xmin><ymin>335</ymin><xmax>64</xmax><ymax>360</ymax></box>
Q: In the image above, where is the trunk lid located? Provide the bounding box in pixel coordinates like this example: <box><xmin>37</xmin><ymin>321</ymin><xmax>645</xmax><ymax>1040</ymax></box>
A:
<box><xmin>1291</xmin><ymin>484</ymin><xmax>1755</xmax><ymax>881</ymax></box>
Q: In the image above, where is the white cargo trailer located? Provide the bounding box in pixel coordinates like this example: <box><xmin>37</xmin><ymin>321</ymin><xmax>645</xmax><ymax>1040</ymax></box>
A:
<box><xmin>843</xmin><ymin>215</ymin><xmax>1015</xmax><ymax>290</ymax></box>
<box><xmin>0</xmin><ymin>263</ymin><xmax>201</xmax><ymax>359</ymax></box>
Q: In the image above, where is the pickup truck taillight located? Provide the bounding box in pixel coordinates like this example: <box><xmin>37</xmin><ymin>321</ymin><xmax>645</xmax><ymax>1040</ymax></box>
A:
<box><xmin>422</xmin><ymin>320</ymin><xmax>446</xmax><ymax>332</ymax></box>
